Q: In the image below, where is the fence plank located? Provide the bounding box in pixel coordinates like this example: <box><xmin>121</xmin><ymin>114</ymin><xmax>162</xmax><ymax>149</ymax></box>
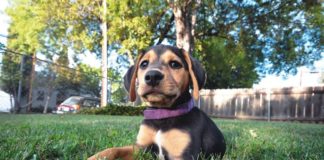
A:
<box><xmin>199</xmin><ymin>86</ymin><xmax>324</xmax><ymax>122</ymax></box>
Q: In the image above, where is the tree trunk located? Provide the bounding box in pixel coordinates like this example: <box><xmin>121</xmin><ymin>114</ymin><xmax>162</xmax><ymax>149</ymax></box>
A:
<box><xmin>43</xmin><ymin>82</ymin><xmax>54</xmax><ymax>114</ymax></box>
<box><xmin>27</xmin><ymin>52</ymin><xmax>36</xmax><ymax>112</ymax></box>
<box><xmin>169</xmin><ymin>0</ymin><xmax>201</xmax><ymax>53</ymax></box>
<box><xmin>10</xmin><ymin>81</ymin><xmax>20</xmax><ymax>113</ymax></box>
<box><xmin>17</xmin><ymin>55</ymin><xmax>24</xmax><ymax>107</ymax></box>
<box><xmin>43</xmin><ymin>94</ymin><xmax>50</xmax><ymax>114</ymax></box>
<box><xmin>101</xmin><ymin>0</ymin><xmax>108</xmax><ymax>107</ymax></box>
<box><xmin>10</xmin><ymin>94</ymin><xmax>18</xmax><ymax>113</ymax></box>
<box><xmin>9</xmin><ymin>94</ymin><xmax>13</xmax><ymax>112</ymax></box>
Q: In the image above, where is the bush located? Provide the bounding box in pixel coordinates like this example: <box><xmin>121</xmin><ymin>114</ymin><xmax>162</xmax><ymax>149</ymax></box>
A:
<box><xmin>30</xmin><ymin>106</ymin><xmax>53</xmax><ymax>113</ymax></box>
<box><xmin>77</xmin><ymin>104</ymin><xmax>146</xmax><ymax>116</ymax></box>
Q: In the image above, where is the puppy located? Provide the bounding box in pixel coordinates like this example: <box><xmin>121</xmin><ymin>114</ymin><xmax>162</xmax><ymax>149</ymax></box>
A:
<box><xmin>88</xmin><ymin>45</ymin><xmax>226</xmax><ymax>160</ymax></box>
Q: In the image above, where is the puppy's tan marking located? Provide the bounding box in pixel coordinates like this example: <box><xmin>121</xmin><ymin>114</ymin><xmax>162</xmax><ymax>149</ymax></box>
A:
<box><xmin>88</xmin><ymin>145</ymin><xmax>135</xmax><ymax>160</ymax></box>
<box><xmin>161</xmin><ymin>129</ymin><xmax>191</xmax><ymax>158</ymax></box>
<box><xmin>129</xmin><ymin>53</ymin><xmax>144</xmax><ymax>102</ymax></box>
<box><xmin>160</xmin><ymin>50</ymin><xmax>182</xmax><ymax>63</ymax></box>
<box><xmin>183</xmin><ymin>51</ymin><xmax>199</xmax><ymax>100</ymax></box>
<box><xmin>136</xmin><ymin>125</ymin><xmax>157</xmax><ymax>147</ymax></box>
<box><xmin>139</xmin><ymin>50</ymin><xmax>159</xmax><ymax>67</ymax></box>
<box><xmin>160</xmin><ymin>50</ymin><xmax>190</xmax><ymax>94</ymax></box>
<box><xmin>137</xmin><ymin>49</ymin><xmax>190</xmax><ymax>107</ymax></box>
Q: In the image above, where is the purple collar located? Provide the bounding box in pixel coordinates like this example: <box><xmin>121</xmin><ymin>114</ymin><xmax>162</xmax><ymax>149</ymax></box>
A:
<box><xmin>143</xmin><ymin>98</ymin><xmax>195</xmax><ymax>120</ymax></box>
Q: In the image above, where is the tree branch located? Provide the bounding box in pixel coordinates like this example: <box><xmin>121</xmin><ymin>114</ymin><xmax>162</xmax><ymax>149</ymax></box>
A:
<box><xmin>155</xmin><ymin>13</ymin><xmax>174</xmax><ymax>45</ymax></box>
<box><xmin>147</xmin><ymin>9</ymin><xmax>170</xmax><ymax>46</ymax></box>
<box><xmin>196</xmin><ymin>0</ymin><xmax>296</xmax><ymax>40</ymax></box>
<box><xmin>164</xmin><ymin>34</ymin><xmax>176</xmax><ymax>40</ymax></box>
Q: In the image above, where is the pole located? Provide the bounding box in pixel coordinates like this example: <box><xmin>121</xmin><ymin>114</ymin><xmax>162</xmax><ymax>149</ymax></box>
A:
<box><xmin>100</xmin><ymin>0</ymin><xmax>108</xmax><ymax>107</ymax></box>
<box><xmin>27</xmin><ymin>52</ymin><xmax>36</xmax><ymax>112</ymax></box>
<box><xmin>267</xmin><ymin>88</ymin><xmax>271</xmax><ymax>122</ymax></box>
<box><xmin>299</xmin><ymin>70</ymin><xmax>303</xmax><ymax>87</ymax></box>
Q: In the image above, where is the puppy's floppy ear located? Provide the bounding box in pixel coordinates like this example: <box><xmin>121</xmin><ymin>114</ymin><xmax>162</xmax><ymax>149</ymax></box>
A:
<box><xmin>182</xmin><ymin>50</ymin><xmax>206</xmax><ymax>100</ymax></box>
<box><xmin>123</xmin><ymin>53</ymin><xmax>144</xmax><ymax>102</ymax></box>
<box><xmin>123</xmin><ymin>65</ymin><xmax>135</xmax><ymax>93</ymax></box>
<box><xmin>190</xmin><ymin>57</ymin><xmax>206</xmax><ymax>90</ymax></box>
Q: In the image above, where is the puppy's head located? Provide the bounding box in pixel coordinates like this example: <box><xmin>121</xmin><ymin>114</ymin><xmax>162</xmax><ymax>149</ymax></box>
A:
<box><xmin>124</xmin><ymin>45</ymin><xmax>205</xmax><ymax>108</ymax></box>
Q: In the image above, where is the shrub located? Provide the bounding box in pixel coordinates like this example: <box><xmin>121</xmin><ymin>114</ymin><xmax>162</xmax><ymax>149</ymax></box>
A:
<box><xmin>78</xmin><ymin>104</ymin><xmax>146</xmax><ymax>116</ymax></box>
<box><xmin>30</xmin><ymin>106</ymin><xmax>53</xmax><ymax>113</ymax></box>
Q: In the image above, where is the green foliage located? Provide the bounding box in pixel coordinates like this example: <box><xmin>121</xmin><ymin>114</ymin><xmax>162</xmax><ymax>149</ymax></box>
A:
<box><xmin>78</xmin><ymin>104</ymin><xmax>146</xmax><ymax>116</ymax></box>
<box><xmin>30</xmin><ymin>106</ymin><xmax>54</xmax><ymax>113</ymax></box>
<box><xmin>0</xmin><ymin>115</ymin><xmax>323</xmax><ymax>159</ymax></box>
<box><xmin>52</xmin><ymin>62</ymin><xmax>102</xmax><ymax>97</ymax></box>
<box><xmin>107</xmin><ymin>0</ymin><xmax>168</xmax><ymax>54</ymax></box>
<box><xmin>74</xmin><ymin>64</ymin><xmax>101</xmax><ymax>97</ymax></box>
<box><xmin>110</xmin><ymin>83</ymin><xmax>128</xmax><ymax>104</ymax></box>
<box><xmin>0</xmin><ymin>52</ymin><xmax>21</xmax><ymax>94</ymax></box>
<box><xmin>4</xmin><ymin>0</ymin><xmax>323</xmax><ymax>90</ymax></box>
<box><xmin>6</xmin><ymin>0</ymin><xmax>168</xmax><ymax>61</ymax></box>
<box><xmin>108</xmin><ymin>68</ymin><xmax>128</xmax><ymax>103</ymax></box>
<box><xmin>198</xmin><ymin>37</ymin><xmax>259</xmax><ymax>88</ymax></box>
<box><xmin>196</xmin><ymin>0</ymin><xmax>323</xmax><ymax>76</ymax></box>
<box><xmin>5</xmin><ymin>0</ymin><xmax>46</xmax><ymax>54</ymax></box>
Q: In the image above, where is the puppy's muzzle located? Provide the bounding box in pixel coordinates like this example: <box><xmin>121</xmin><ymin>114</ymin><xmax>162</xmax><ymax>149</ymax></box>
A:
<box><xmin>145</xmin><ymin>70</ymin><xmax>164</xmax><ymax>87</ymax></box>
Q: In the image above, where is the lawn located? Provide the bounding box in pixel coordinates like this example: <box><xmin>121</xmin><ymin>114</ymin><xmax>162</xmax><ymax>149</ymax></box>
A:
<box><xmin>0</xmin><ymin>114</ymin><xmax>323</xmax><ymax>160</ymax></box>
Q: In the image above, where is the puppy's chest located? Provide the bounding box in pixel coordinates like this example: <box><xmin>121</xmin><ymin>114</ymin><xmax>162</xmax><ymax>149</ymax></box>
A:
<box><xmin>136</xmin><ymin>124</ymin><xmax>191</xmax><ymax>159</ymax></box>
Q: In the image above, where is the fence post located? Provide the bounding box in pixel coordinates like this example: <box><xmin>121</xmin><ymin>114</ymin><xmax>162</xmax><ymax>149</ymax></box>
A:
<box><xmin>267</xmin><ymin>88</ymin><xmax>271</xmax><ymax>122</ymax></box>
<box><xmin>311</xmin><ymin>87</ymin><xmax>314</xmax><ymax>118</ymax></box>
<box><xmin>303</xmin><ymin>93</ymin><xmax>306</xmax><ymax>118</ymax></box>
<box><xmin>234</xmin><ymin>97</ymin><xmax>238</xmax><ymax>117</ymax></box>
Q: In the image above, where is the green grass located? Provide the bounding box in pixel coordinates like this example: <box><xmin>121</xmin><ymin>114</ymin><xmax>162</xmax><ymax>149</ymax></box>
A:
<box><xmin>0</xmin><ymin>114</ymin><xmax>323</xmax><ymax>160</ymax></box>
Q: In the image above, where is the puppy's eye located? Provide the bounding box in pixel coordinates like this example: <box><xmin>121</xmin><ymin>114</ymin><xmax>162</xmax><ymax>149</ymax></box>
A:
<box><xmin>140</xmin><ymin>60</ymin><xmax>149</xmax><ymax>69</ymax></box>
<box><xmin>169</xmin><ymin>61</ymin><xmax>182</xmax><ymax>69</ymax></box>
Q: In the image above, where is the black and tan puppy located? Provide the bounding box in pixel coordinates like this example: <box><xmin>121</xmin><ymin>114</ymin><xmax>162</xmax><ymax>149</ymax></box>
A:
<box><xmin>89</xmin><ymin>45</ymin><xmax>226</xmax><ymax>160</ymax></box>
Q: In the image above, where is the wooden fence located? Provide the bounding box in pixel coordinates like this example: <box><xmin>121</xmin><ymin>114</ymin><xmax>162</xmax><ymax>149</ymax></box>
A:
<box><xmin>199</xmin><ymin>86</ymin><xmax>324</xmax><ymax>122</ymax></box>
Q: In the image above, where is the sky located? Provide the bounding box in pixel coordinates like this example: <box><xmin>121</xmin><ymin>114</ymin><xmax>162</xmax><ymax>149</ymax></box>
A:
<box><xmin>0</xmin><ymin>0</ymin><xmax>323</xmax><ymax>89</ymax></box>
<box><xmin>0</xmin><ymin>0</ymin><xmax>9</xmax><ymax>45</ymax></box>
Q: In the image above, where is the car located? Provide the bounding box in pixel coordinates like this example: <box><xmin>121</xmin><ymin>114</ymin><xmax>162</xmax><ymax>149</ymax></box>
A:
<box><xmin>56</xmin><ymin>96</ymin><xmax>100</xmax><ymax>114</ymax></box>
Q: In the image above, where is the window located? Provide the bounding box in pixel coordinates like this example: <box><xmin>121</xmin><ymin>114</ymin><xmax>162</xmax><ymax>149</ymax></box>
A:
<box><xmin>82</xmin><ymin>99</ymin><xmax>99</xmax><ymax>108</ymax></box>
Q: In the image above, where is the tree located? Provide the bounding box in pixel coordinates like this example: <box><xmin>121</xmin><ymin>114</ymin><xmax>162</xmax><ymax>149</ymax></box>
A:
<box><xmin>4</xmin><ymin>0</ymin><xmax>48</xmax><ymax>112</ymax></box>
<box><xmin>74</xmin><ymin>64</ymin><xmax>101</xmax><ymax>97</ymax></box>
<box><xmin>198</xmin><ymin>0</ymin><xmax>322</xmax><ymax>74</ymax></box>
<box><xmin>4</xmin><ymin>0</ymin><xmax>323</xmax><ymax>94</ymax></box>
<box><xmin>0</xmin><ymin>50</ymin><xmax>22</xmax><ymax>112</ymax></box>
<box><xmin>107</xmin><ymin>68</ymin><xmax>127</xmax><ymax>104</ymax></box>
<box><xmin>200</xmin><ymin>37</ymin><xmax>258</xmax><ymax>88</ymax></box>
<box><xmin>36</xmin><ymin>63</ymin><xmax>56</xmax><ymax>114</ymax></box>
<box><xmin>101</xmin><ymin>0</ymin><xmax>108</xmax><ymax>107</ymax></box>
<box><xmin>169</xmin><ymin>0</ymin><xmax>322</xmax><ymax>88</ymax></box>
<box><xmin>5</xmin><ymin>0</ymin><xmax>170</xmax><ymax>106</ymax></box>
<box><xmin>167</xmin><ymin>0</ymin><xmax>201</xmax><ymax>53</ymax></box>
<box><xmin>109</xmin><ymin>0</ymin><xmax>320</xmax><ymax>88</ymax></box>
<box><xmin>50</xmin><ymin>60</ymin><xmax>102</xmax><ymax>103</ymax></box>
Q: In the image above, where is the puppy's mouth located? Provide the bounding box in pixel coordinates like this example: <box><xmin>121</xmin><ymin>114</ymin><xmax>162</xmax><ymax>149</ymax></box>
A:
<box><xmin>142</xmin><ymin>89</ymin><xmax>176</xmax><ymax>100</ymax></box>
<box><xmin>141</xmin><ymin>88</ymin><xmax>178</xmax><ymax>106</ymax></box>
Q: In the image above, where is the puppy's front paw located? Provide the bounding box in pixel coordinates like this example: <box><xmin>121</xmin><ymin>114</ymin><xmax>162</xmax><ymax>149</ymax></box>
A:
<box><xmin>88</xmin><ymin>148</ymin><xmax>116</xmax><ymax>160</ymax></box>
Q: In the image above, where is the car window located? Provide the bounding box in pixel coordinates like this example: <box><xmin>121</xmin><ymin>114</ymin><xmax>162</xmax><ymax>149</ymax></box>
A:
<box><xmin>82</xmin><ymin>99</ymin><xmax>98</xmax><ymax>108</ymax></box>
<box><xmin>61</xmin><ymin>97</ymin><xmax>82</xmax><ymax>105</ymax></box>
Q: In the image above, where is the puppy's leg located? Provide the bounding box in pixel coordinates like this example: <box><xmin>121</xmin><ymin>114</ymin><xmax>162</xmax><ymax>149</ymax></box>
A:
<box><xmin>88</xmin><ymin>145</ymin><xmax>138</xmax><ymax>160</ymax></box>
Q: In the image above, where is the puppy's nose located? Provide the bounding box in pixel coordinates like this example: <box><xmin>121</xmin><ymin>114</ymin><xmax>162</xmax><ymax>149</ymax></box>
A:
<box><xmin>145</xmin><ymin>70</ymin><xmax>164</xmax><ymax>87</ymax></box>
